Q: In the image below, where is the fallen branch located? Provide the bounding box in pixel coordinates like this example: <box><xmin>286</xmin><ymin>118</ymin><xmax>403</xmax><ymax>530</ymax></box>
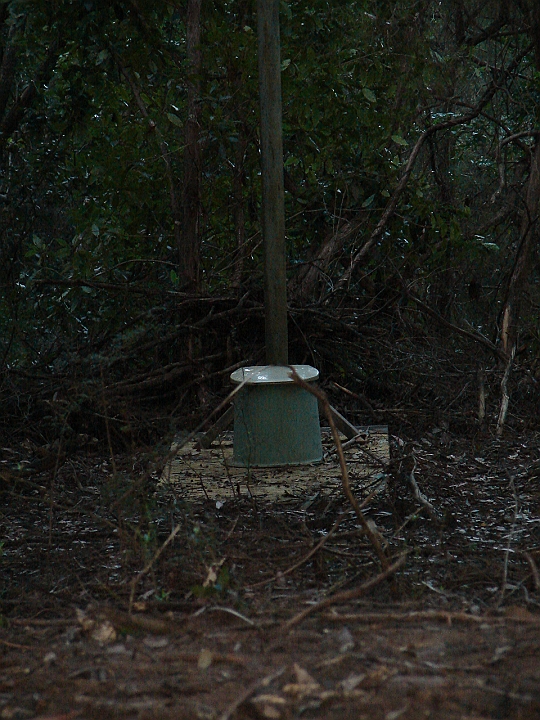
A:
<box><xmin>103</xmin><ymin>608</ymin><xmax>184</xmax><ymax>636</ymax></box>
<box><xmin>281</xmin><ymin>552</ymin><xmax>409</xmax><ymax>633</ymax></box>
<box><xmin>219</xmin><ymin>666</ymin><xmax>287</xmax><ymax>720</ymax></box>
<box><xmin>246</xmin><ymin>512</ymin><xmax>345</xmax><ymax>590</ymax></box>
<box><xmin>322</xmin><ymin>609</ymin><xmax>540</xmax><ymax>625</ymax></box>
<box><xmin>0</xmin><ymin>638</ymin><xmax>34</xmax><ymax>650</ymax></box>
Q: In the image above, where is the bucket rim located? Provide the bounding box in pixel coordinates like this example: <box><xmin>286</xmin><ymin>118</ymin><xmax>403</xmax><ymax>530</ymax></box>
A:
<box><xmin>230</xmin><ymin>364</ymin><xmax>319</xmax><ymax>385</ymax></box>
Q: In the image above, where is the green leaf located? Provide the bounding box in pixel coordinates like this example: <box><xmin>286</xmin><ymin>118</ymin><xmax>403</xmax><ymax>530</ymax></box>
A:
<box><xmin>362</xmin><ymin>194</ymin><xmax>375</xmax><ymax>208</ymax></box>
<box><xmin>280</xmin><ymin>1</ymin><xmax>292</xmax><ymax>20</ymax></box>
<box><xmin>475</xmin><ymin>237</ymin><xmax>499</xmax><ymax>252</ymax></box>
<box><xmin>392</xmin><ymin>134</ymin><xmax>408</xmax><ymax>146</ymax></box>
<box><xmin>281</xmin><ymin>58</ymin><xmax>291</xmax><ymax>71</ymax></box>
<box><xmin>167</xmin><ymin>112</ymin><xmax>183</xmax><ymax>127</ymax></box>
<box><xmin>362</xmin><ymin>87</ymin><xmax>376</xmax><ymax>103</ymax></box>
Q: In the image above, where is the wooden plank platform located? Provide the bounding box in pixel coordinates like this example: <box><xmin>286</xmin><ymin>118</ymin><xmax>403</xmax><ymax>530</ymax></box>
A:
<box><xmin>161</xmin><ymin>426</ymin><xmax>389</xmax><ymax>505</ymax></box>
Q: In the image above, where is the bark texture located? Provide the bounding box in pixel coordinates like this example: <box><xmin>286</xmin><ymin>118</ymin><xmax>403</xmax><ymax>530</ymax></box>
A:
<box><xmin>180</xmin><ymin>0</ymin><xmax>202</xmax><ymax>289</ymax></box>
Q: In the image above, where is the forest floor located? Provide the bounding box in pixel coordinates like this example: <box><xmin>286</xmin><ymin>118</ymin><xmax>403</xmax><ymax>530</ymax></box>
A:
<box><xmin>1</xmin><ymin>424</ymin><xmax>540</xmax><ymax>720</ymax></box>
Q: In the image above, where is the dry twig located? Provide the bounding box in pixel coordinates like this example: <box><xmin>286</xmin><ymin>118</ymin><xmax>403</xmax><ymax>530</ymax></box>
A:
<box><xmin>246</xmin><ymin>513</ymin><xmax>345</xmax><ymax>590</ymax></box>
<box><xmin>408</xmin><ymin>457</ymin><xmax>442</xmax><ymax>526</ymax></box>
<box><xmin>523</xmin><ymin>551</ymin><xmax>540</xmax><ymax>591</ymax></box>
<box><xmin>478</xmin><ymin>366</ymin><xmax>486</xmax><ymax>423</ymax></box>
<box><xmin>497</xmin><ymin>345</ymin><xmax>516</xmax><ymax>437</ymax></box>
<box><xmin>0</xmin><ymin>638</ymin><xmax>34</xmax><ymax>650</ymax></box>
<box><xmin>324</xmin><ymin>610</ymin><xmax>489</xmax><ymax>624</ymax></box>
<box><xmin>290</xmin><ymin>368</ymin><xmax>390</xmax><ymax>570</ymax></box>
<box><xmin>497</xmin><ymin>475</ymin><xmax>520</xmax><ymax>608</ymax></box>
<box><xmin>128</xmin><ymin>524</ymin><xmax>182</xmax><ymax>612</ymax></box>
<box><xmin>167</xmin><ymin>377</ymin><xmax>249</xmax><ymax>458</ymax></box>
<box><xmin>281</xmin><ymin>552</ymin><xmax>409</xmax><ymax>633</ymax></box>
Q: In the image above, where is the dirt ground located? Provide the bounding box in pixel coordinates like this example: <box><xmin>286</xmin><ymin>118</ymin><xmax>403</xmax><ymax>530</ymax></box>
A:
<box><xmin>1</xmin><ymin>425</ymin><xmax>540</xmax><ymax>720</ymax></box>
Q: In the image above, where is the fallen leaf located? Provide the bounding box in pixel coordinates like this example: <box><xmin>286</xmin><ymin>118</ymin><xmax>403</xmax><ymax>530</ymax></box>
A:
<box><xmin>282</xmin><ymin>663</ymin><xmax>320</xmax><ymax>697</ymax></box>
<box><xmin>293</xmin><ymin>663</ymin><xmax>319</xmax><ymax>688</ymax></box>
<box><xmin>198</xmin><ymin>648</ymin><xmax>213</xmax><ymax>670</ymax></box>
<box><xmin>386</xmin><ymin>707</ymin><xmax>409</xmax><ymax>720</ymax></box>
<box><xmin>255</xmin><ymin>706</ymin><xmax>281</xmax><ymax>719</ymax></box>
<box><xmin>362</xmin><ymin>665</ymin><xmax>395</xmax><ymax>687</ymax></box>
<box><xmin>250</xmin><ymin>695</ymin><xmax>287</xmax><ymax>719</ymax></box>
<box><xmin>504</xmin><ymin>605</ymin><xmax>537</xmax><ymax>621</ymax></box>
<box><xmin>341</xmin><ymin>673</ymin><xmax>366</xmax><ymax>693</ymax></box>
<box><xmin>203</xmin><ymin>558</ymin><xmax>225</xmax><ymax>588</ymax></box>
<box><xmin>337</xmin><ymin>626</ymin><xmax>355</xmax><ymax>653</ymax></box>
<box><xmin>29</xmin><ymin>714</ymin><xmax>80</xmax><ymax>720</ymax></box>
<box><xmin>143</xmin><ymin>635</ymin><xmax>169</xmax><ymax>649</ymax></box>
<box><xmin>75</xmin><ymin>608</ymin><xmax>94</xmax><ymax>632</ymax></box>
<box><xmin>253</xmin><ymin>695</ymin><xmax>286</xmax><ymax>705</ymax></box>
<box><xmin>43</xmin><ymin>652</ymin><xmax>57</xmax><ymax>665</ymax></box>
<box><xmin>90</xmin><ymin>620</ymin><xmax>116</xmax><ymax>644</ymax></box>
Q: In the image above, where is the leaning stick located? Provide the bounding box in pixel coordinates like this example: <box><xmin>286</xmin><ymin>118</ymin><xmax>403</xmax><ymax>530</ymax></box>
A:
<box><xmin>128</xmin><ymin>524</ymin><xmax>182</xmax><ymax>612</ymax></box>
<box><xmin>408</xmin><ymin>458</ymin><xmax>441</xmax><ymax>526</ymax></box>
<box><xmin>246</xmin><ymin>512</ymin><xmax>345</xmax><ymax>589</ymax></box>
<box><xmin>289</xmin><ymin>368</ymin><xmax>390</xmax><ymax>570</ymax></box>
<box><xmin>497</xmin><ymin>345</ymin><xmax>515</xmax><ymax>437</ymax></box>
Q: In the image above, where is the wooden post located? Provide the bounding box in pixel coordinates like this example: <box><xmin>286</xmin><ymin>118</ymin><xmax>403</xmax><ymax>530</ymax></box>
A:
<box><xmin>180</xmin><ymin>0</ymin><xmax>202</xmax><ymax>289</ymax></box>
<box><xmin>257</xmin><ymin>0</ymin><xmax>288</xmax><ymax>365</ymax></box>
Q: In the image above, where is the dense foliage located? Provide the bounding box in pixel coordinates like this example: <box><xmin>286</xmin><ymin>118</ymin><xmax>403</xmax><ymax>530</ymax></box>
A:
<box><xmin>1</xmin><ymin>0</ymin><xmax>539</xmax><ymax>441</ymax></box>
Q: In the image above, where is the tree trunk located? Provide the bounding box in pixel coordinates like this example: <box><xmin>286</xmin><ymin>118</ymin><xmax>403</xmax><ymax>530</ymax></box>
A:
<box><xmin>179</xmin><ymin>0</ymin><xmax>202</xmax><ymax>289</ymax></box>
<box><xmin>0</xmin><ymin>39</ymin><xmax>62</xmax><ymax>148</ymax></box>
<box><xmin>499</xmin><ymin>2</ymin><xmax>540</xmax><ymax>357</ymax></box>
<box><xmin>0</xmin><ymin>42</ymin><xmax>17</xmax><ymax>122</ymax></box>
<box><xmin>499</xmin><ymin>137</ymin><xmax>540</xmax><ymax>356</ymax></box>
<box><xmin>288</xmin><ymin>217</ymin><xmax>363</xmax><ymax>303</ymax></box>
<box><xmin>231</xmin><ymin>130</ymin><xmax>248</xmax><ymax>291</ymax></box>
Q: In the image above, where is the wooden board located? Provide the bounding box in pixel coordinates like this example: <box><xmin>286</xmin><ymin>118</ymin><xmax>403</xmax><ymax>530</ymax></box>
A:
<box><xmin>161</xmin><ymin>427</ymin><xmax>389</xmax><ymax>505</ymax></box>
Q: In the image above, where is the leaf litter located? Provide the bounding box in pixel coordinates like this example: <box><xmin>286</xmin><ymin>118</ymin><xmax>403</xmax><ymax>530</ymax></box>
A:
<box><xmin>1</xmin><ymin>428</ymin><xmax>540</xmax><ymax>718</ymax></box>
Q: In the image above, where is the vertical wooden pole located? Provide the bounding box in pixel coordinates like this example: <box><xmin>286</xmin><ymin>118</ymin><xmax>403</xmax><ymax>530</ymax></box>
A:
<box><xmin>257</xmin><ymin>0</ymin><xmax>288</xmax><ymax>365</ymax></box>
<box><xmin>180</xmin><ymin>0</ymin><xmax>202</xmax><ymax>289</ymax></box>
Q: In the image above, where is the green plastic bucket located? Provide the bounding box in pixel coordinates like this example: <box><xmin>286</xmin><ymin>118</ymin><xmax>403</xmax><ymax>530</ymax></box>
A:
<box><xmin>230</xmin><ymin>365</ymin><xmax>323</xmax><ymax>467</ymax></box>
